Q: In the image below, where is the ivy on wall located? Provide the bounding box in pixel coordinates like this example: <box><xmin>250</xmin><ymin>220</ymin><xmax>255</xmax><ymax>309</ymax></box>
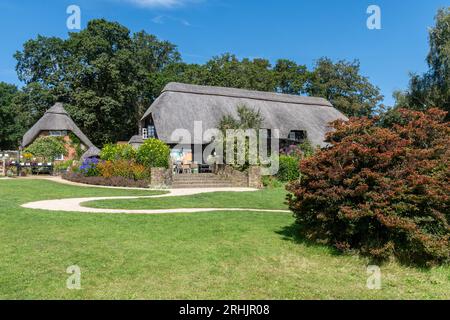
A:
<box><xmin>68</xmin><ymin>132</ymin><xmax>84</xmax><ymax>160</ymax></box>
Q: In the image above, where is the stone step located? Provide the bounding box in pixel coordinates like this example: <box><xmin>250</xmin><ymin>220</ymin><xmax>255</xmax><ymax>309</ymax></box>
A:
<box><xmin>173</xmin><ymin>177</ymin><xmax>230</xmax><ymax>182</ymax></box>
<box><xmin>173</xmin><ymin>179</ymin><xmax>230</xmax><ymax>183</ymax></box>
<box><xmin>172</xmin><ymin>173</ymin><xmax>233</xmax><ymax>188</ymax></box>
<box><xmin>172</xmin><ymin>179</ymin><xmax>231</xmax><ymax>184</ymax></box>
<box><xmin>172</xmin><ymin>183</ymin><xmax>234</xmax><ymax>189</ymax></box>
<box><xmin>173</xmin><ymin>174</ymin><xmax>221</xmax><ymax>179</ymax></box>
<box><xmin>173</xmin><ymin>175</ymin><xmax>226</xmax><ymax>179</ymax></box>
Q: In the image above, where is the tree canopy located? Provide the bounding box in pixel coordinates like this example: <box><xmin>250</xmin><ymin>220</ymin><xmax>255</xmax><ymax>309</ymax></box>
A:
<box><xmin>306</xmin><ymin>58</ymin><xmax>383</xmax><ymax>117</ymax></box>
<box><xmin>1</xmin><ymin>18</ymin><xmax>384</xmax><ymax>149</ymax></box>
<box><xmin>0</xmin><ymin>82</ymin><xmax>20</xmax><ymax>150</ymax></box>
<box><xmin>156</xmin><ymin>53</ymin><xmax>382</xmax><ymax>117</ymax></box>
<box><xmin>155</xmin><ymin>53</ymin><xmax>310</xmax><ymax>95</ymax></box>
<box><xmin>14</xmin><ymin>19</ymin><xmax>180</xmax><ymax>146</ymax></box>
<box><xmin>395</xmin><ymin>7</ymin><xmax>450</xmax><ymax>117</ymax></box>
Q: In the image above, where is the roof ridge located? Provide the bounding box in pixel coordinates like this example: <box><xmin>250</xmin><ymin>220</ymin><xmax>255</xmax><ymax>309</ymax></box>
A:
<box><xmin>46</xmin><ymin>102</ymin><xmax>69</xmax><ymax>115</ymax></box>
<box><xmin>162</xmin><ymin>82</ymin><xmax>333</xmax><ymax>107</ymax></box>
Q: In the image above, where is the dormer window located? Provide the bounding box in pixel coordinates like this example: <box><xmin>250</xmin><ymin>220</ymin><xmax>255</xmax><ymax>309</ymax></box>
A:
<box><xmin>148</xmin><ymin>125</ymin><xmax>156</xmax><ymax>138</ymax></box>
<box><xmin>142</xmin><ymin>115</ymin><xmax>157</xmax><ymax>140</ymax></box>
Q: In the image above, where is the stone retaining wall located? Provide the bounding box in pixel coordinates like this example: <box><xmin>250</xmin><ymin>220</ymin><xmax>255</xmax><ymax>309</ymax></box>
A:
<box><xmin>248</xmin><ymin>166</ymin><xmax>263</xmax><ymax>189</ymax></box>
<box><xmin>216</xmin><ymin>165</ymin><xmax>262</xmax><ymax>189</ymax></box>
<box><xmin>150</xmin><ymin>167</ymin><xmax>171</xmax><ymax>188</ymax></box>
<box><xmin>216</xmin><ymin>165</ymin><xmax>247</xmax><ymax>187</ymax></box>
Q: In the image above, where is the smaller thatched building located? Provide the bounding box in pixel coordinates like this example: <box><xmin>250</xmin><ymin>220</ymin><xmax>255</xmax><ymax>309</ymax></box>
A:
<box><xmin>22</xmin><ymin>103</ymin><xmax>99</xmax><ymax>161</ymax></box>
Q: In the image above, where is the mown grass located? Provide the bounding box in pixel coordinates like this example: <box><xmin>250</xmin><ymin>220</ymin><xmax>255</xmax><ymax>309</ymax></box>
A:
<box><xmin>0</xmin><ymin>179</ymin><xmax>449</xmax><ymax>299</ymax></box>
<box><xmin>82</xmin><ymin>188</ymin><xmax>289</xmax><ymax>210</ymax></box>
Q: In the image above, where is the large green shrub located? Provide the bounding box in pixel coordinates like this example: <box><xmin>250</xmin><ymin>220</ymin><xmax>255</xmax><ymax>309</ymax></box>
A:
<box><xmin>287</xmin><ymin>108</ymin><xmax>450</xmax><ymax>266</ymax></box>
<box><xmin>277</xmin><ymin>155</ymin><xmax>300</xmax><ymax>182</ymax></box>
<box><xmin>136</xmin><ymin>138</ymin><xmax>170</xmax><ymax>168</ymax></box>
<box><xmin>100</xmin><ymin>143</ymin><xmax>136</xmax><ymax>161</ymax></box>
<box><xmin>25</xmin><ymin>136</ymin><xmax>67</xmax><ymax>161</ymax></box>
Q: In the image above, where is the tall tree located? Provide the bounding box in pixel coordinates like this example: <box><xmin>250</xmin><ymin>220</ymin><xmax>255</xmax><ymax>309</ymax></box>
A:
<box><xmin>158</xmin><ymin>55</ymin><xmax>382</xmax><ymax>118</ymax></box>
<box><xmin>131</xmin><ymin>30</ymin><xmax>181</xmax><ymax>117</ymax></box>
<box><xmin>63</xmin><ymin>19</ymin><xmax>140</xmax><ymax>144</ymax></box>
<box><xmin>15</xmin><ymin>36</ymin><xmax>66</xmax><ymax>88</ymax></box>
<box><xmin>396</xmin><ymin>7</ymin><xmax>450</xmax><ymax>116</ymax></box>
<box><xmin>274</xmin><ymin>59</ymin><xmax>309</xmax><ymax>95</ymax></box>
<box><xmin>14</xmin><ymin>19</ymin><xmax>180</xmax><ymax>146</ymax></box>
<box><xmin>190</xmin><ymin>53</ymin><xmax>279</xmax><ymax>92</ymax></box>
<box><xmin>156</xmin><ymin>54</ymin><xmax>310</xmax><ymax>96</ymax></box>
<box><xmin>306</xmin><ymin>58</ymin><xmax>383</xmax><ymax>117</ymax></box>
<box><xmin>0</xmin><ymin>82</ymin><xmax>20</xmax><ymax>150</ymax></box>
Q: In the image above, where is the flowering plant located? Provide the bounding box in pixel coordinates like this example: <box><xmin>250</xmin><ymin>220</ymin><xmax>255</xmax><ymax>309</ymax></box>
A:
<box><xmin>79</xmin><ymin>158</ymin><xmax>100</xmax><ymax>177</ymax></box>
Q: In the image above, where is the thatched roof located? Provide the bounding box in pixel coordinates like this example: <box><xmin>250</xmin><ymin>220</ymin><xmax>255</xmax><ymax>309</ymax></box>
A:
<box><xmin>22</xmin><ymin>103</ymin><xmax>95</xmax><ymax>148</ymax></box>
<box><xmin>141</xmin><ymin>83</ymin><xmax>348</xmax><ymax>147</ymax></box>
<box><xmin>128</xmin><ymin>135</ymin><xmax>144</xmax><ymax>145</ymax></box>
<box><xmin>81</xmin><ymin>146</ymin><xmax>101</xmax><ymax>160</ymax></box>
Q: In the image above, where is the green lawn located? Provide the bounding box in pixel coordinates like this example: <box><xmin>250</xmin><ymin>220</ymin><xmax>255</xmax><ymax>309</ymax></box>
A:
<box><xmin>0</xmin><ymin>179</ymin><xmax>449</xmax><ymax>299</ymax></box>
<box><xmin>82</xmin><ymin>188</ymin><xmax>289</xmax><ymax>210</ymax></box>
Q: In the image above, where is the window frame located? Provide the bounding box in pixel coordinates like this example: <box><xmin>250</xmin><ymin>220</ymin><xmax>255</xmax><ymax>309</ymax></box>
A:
<box><xmin>49</xmin><ymin>130</ymin><xmax>67</xmax><ymax>137</ymax></box>
<box><xmin>287</xmin><ymin>130</ymin><xmax>307</xmax><ymax>143</ymax></box>
<box><xmin>54</xmin><ymin>154</ymin><xmax>64</xmax><ymax>161</ymax></box>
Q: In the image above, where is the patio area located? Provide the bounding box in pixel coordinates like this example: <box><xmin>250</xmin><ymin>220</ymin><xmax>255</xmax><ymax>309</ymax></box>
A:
<box><xmin>171</xmin><ymin>148</ymin><xmax>215</xmax><ymax>175</ymax></box>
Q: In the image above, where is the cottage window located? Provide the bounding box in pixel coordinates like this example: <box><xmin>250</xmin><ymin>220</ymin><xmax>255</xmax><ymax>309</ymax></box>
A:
<box><xmin>49</xmin><ymin>130</ymin><xmax>67</xmax><ymax>137</ymax></box>
<box><xmin>54</xmin><ymin>154</ymin><xmax>64</xmax><ymax>161</ymax></box>
<box><xmin>288</xmin><ymin>130</ymin><xmax>307</xmax><ymax>143</ymax></box>
<box><xmin>147</xmin><ymin>125</ymin><xmax>156</xmax><ymax>138</ymax></box>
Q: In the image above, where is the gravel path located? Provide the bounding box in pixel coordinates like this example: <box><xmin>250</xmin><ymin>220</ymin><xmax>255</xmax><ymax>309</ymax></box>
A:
<box><xmin>20</xmin><ymin>177</ymin><xmax>290</xmax><ymax>215</ymax></box>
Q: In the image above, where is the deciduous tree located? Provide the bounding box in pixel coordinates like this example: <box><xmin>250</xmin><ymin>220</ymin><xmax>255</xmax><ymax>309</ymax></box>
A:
<box><xmin>396</xmin><ymin>7</ymin><xmax>450</xmax><ymax>117</ymax></box>
<box><xmin>14</xmin><ymin>19</ymin><xmax>180</xmax><ymax>146</ymax></box>
<box><xmin>306</xmin><ymin>58</ymin><xmax>383</xmax><ymax>117</ymax></box>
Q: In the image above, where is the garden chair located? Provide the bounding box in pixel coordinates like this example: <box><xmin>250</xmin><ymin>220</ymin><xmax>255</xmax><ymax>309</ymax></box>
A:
<box><xmin>190</xmin><ymin>162</ymin><xmax>199</xmax><ymax>174</ymax></box>
<box><xmin>182</xmin><ymin>163</ymin><xmax>191</xmax><ymax>174</ymax></box>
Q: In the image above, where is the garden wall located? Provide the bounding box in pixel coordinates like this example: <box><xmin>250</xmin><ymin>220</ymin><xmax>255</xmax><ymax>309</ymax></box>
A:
<box><xmin>150</xmin><ymin>167</ymin><xmax>172</xmax><ymax>188</ymax></box>
<box><xmin>215</xmin><ymin>165</ymin><xmax>262</xmax><ymax>189</ymax></box>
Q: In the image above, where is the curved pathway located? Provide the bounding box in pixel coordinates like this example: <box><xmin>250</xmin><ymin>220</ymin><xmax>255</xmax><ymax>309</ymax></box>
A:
<box><xmin>21</xmin><ymin>177</ymin><xmax>290</xmax><ymax>215</ymax></box>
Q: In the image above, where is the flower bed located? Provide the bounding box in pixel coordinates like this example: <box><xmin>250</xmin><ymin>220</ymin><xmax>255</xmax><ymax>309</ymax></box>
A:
<box><xmin>63</xmin><ymin>172</ymin><xmax>150</xmax><ymax>188</ymax></box>
<box><xmin>64</xmin><ymin>140</ymin><xmax>170</xmax><ymax>188</ymax></box>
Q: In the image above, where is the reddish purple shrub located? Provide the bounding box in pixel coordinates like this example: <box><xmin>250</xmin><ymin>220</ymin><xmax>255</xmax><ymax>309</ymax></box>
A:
<box><xmin>287</xmin><ymin>108</ymin><xmax>450</xmax><ymax>266</ymax></box>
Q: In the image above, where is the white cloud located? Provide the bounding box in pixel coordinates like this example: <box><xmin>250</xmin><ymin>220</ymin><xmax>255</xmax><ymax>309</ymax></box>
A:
<box><xmin>125</xmin><ymin>0</ymin><xmax>197</xmax><ymax>8</ymax></box>
<box><xmin>152</xmin><ymin>15</ymin><xmax>191</xmax><ymax>26</ymax></box>
<box><xmin>152</xmin><ymin>15</ymin><xmax>165</xmax><ymax>23</ymax></box>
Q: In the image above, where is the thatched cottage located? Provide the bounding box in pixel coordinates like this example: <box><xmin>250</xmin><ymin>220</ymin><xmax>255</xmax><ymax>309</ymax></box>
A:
<box><xmin>21</xmin><ymin>103</ymin><xmax>99</xmax><ymax>161</ymax></box>
<box><xmin>130</xmin><ymin>82</ymin><xmax>347</xmax><ymax>161</ymax></box>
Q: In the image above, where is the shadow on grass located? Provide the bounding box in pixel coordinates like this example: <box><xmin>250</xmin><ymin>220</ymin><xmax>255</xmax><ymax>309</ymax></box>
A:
<box><xmin>276</xmin><ymin>224</ymin><xmax>441</xmax><ymax>270</ymax></box>
<box><xmin>276</xmin><ymin>223</ymin><xmax>342</xmax><ymax>256</ymax></box>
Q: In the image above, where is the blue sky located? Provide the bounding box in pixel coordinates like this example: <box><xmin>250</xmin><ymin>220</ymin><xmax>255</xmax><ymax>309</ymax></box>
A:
<box><xmin>0</xmin><ymin>0</ymin><xmax>448</xmax><ymax>106</ymax></box>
